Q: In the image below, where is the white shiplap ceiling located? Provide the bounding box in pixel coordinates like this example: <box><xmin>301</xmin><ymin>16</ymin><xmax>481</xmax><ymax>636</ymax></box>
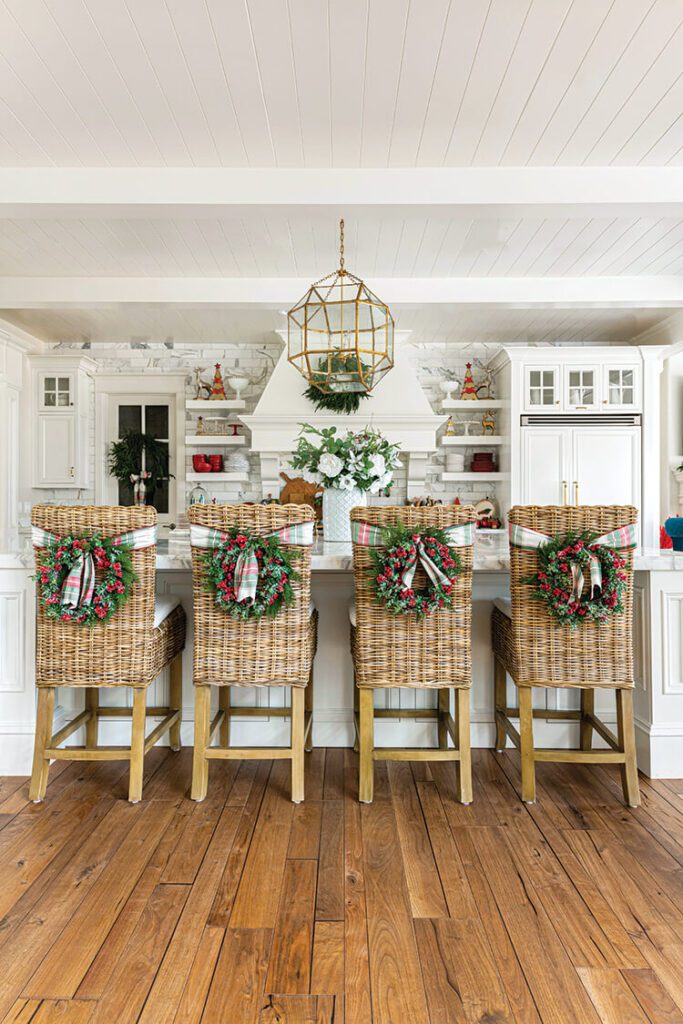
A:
<box><xmin>0</xmin><ymin>0</ymin><xmax>680</xmax><ymax>169</ymax></box>
<box><xmin>0</xmin><ymin>213</ymin><xmax>682</xmax><ymax>278</ymax></box>
<box><xmin>0</xmin><ymin>1</ymin><xmax>682</xmax><ymax>348</ymax></box>
<box><xmin>0</xmin><ymin>304</ymin><xmax>667</xmax><ymax>346</ymax></box>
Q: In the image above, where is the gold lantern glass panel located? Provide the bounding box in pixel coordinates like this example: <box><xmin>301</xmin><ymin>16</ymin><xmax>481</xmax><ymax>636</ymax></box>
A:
<box><xmin>287</xmin><ymin>221</ymin><xmax>394</xmax><ymax>394</ymax></box>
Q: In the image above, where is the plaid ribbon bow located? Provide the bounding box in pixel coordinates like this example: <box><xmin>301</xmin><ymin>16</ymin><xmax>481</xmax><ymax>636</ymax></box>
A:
<box><xmin>509</xmin><ymin>522</ymin><xmax>637</xmax><ymax>601</ymax></box>
<box><xmin>190</xmin><ymin>521</ymin><xmax>314</xmax><ymax>604</ymax></box>
<box><xmin>32</xmin><ymin>525</ymin><xmax>156</xmax><ymax>609</ymax></box>
<box><xmin>352</xmin><ymin>519</ymin><xmax>475</xmax><ymax>590</ymax></box>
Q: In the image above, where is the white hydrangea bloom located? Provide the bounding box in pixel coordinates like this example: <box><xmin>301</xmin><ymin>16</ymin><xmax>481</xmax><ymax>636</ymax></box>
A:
<box><xmin>318</xmin><ymin>453</ymin><xmax>343</xmax><ymax>478</ymax></box>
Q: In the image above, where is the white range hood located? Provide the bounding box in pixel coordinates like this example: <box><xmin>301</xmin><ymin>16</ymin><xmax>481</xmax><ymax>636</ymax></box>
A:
<box><xmin>241</xmin><ymin>334</ymin><xmax>444</xmax><ymax>499</ymax></box>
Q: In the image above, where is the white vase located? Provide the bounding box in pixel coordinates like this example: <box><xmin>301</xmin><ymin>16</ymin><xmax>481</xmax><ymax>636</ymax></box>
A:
<box><xmin>323</xmin><ymin>487</ymin><xmax>367</xmax><ymax>543</ymax></box>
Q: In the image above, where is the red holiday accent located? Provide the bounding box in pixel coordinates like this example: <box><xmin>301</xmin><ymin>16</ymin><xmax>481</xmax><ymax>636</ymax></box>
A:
<box><xmin>460</xmin><ymin>362</ymin><xmax>478</xmax><ymax>400</ymax></box>
<box><xmin>209</xmin><ymin>363</ymin><xmax>227</xmax><ymax>400</ymax></box>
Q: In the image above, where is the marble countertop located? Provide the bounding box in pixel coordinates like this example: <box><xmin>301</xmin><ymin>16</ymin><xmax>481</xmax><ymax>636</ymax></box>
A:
<box><xmin>12</xmin><ymin>532</ymin><xmax>681</xmax><ymax>573</ymax></box>
<box><xmin>155</xmin><ymin>534</ymin><xmax>682</xmax><ymax>573</ymax></box>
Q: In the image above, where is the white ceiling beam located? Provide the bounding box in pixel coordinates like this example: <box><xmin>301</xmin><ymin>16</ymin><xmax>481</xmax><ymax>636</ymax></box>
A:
<box><xmin>1</xmin><ymin>276</ymin><xmax>681</xmax><ymax>309</ymax></box>
<box><xmin>0</xmin><ymin>168</ymin><xmax>682</xmax><ymax>219</ymax></box>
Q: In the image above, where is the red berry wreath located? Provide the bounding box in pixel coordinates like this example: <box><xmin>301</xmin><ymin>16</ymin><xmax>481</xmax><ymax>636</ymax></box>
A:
<box><xmin>371</xmin><ymin>525</ymin><xmax>462</xmax><ymax>619</ymax></box>
<box><xmin>527</xmin><ymin>532</ymin><xmax>629</xmax><ymax>628</ymax></box>
<box><xmin>36</xmin><ymin>533</ymin><xmax>137</xmax><ymax>626</ymax></box>
<box><xmin>201</xmin><ymin>530</ymin><xmax>298</xmax><ymax>620</ymax></box>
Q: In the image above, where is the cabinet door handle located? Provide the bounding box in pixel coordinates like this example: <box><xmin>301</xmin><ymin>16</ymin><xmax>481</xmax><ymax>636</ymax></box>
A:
<box><xmin>573</xmin><ymin>481</ymin><xmax>579</xmax><ymax>506</ymax></box>
<box><xmin>69</xmin><ymin>466</ymin><xmax>75</xmax><ymax>478</ymax></box>
<box><xmin>562</xmin><ymin>480</ymin><xmax>568</xmax><ymax>505</ymax></box>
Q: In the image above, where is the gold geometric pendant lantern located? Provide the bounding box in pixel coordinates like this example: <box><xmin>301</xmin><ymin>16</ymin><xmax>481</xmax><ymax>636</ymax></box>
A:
<box><xmin>287</xmin><ymin>219</ymin><xmax>394</xmax><ymax>395</ymax></box>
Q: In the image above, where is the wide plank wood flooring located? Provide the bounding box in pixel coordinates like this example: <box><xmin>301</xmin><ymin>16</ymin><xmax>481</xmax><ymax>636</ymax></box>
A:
<box><xmin>0</xmin><ymin>748</ymin><xmax>682</xmax><ymax>1023</ymax></box>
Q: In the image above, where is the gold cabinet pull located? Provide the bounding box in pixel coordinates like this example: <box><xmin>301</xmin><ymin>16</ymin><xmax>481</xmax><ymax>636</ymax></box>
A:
<box><xmin>573</xmin><ymin>481</ymin><xmax>579</xmax><ymax>506</ymax></box>
<box><xmin>562</xmin><ymin>480</ymin><xmax>568</xmax><ymax>505</ymax></box>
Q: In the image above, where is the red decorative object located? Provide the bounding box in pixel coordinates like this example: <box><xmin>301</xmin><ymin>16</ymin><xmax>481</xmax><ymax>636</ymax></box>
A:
<box><xmin>208</xmin><ymin>454</ymin><xmax>224</xmax><ymax>472</ymax></box>
<box><xmin>660</xmin><ymin>525</ymin><xmax>673</xmax><ymax>549</ymax></box>
<box><xmin>470</xmin><ymin>451</ymin><xmax>497</xmax><ymax>472</ymax></box>
<box><xmin>209</xmin><ymin>363</ymin><xmax>227</xmax><ymax>400</ymax></box>
<box><xmin>459</xmin><ymin>362</ymin><xmax>478</xmax><ymax>400</ymax></box>
<box><xmin>192</xmin><ymin>454</ymin><xmax>212</xmax><ymax>473</ymax></box>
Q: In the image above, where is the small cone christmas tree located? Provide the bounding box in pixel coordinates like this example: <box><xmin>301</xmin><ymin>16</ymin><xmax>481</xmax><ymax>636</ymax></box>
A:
<box><xmin>209</xmin><ymin>363</ymin><xmax>227</xmax><ymax>400</ymax></box>
<box><xmin>460</xmin><ymin>362</ymin><xmax>478</xmax><ymax>400</ymax></box>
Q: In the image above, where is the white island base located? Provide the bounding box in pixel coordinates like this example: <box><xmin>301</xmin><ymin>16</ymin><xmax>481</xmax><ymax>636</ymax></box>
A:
<box><xmin>2</xmin><ymin>538</ymin><xmax>682</xmax><ymax>778</ymax></box>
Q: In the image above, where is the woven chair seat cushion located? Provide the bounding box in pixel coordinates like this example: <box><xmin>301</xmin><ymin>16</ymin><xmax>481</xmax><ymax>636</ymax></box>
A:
<box><xmin>349</xmin><ymin>601</ymin><xmax>356</xmax><ymax>627</ymax></box>
<box><xmin>146</xmin><ymin>603</ymin><xmax>186</xmax><ymax>687</ymax></box>
<box><xmin>154</xmin><ymin>596</ymin><xmax>180</xmax><ymax>628</ymax></box>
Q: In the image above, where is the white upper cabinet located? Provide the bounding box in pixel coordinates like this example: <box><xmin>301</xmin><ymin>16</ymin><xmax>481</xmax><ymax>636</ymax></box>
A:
<box><xmin>31</xmin><ymin>357</ymin><xmax>94</xmax><ymax>489</ymax></box>
<box><xmin>520</xmin><ymin>355</ymin><xmax>642</xmax><ymax>413</ymax></box>
<box><xmin>524</xmin><ymin>365</ymin><xmax>560</xmax><ymax>411</ymax></box>
<box><xmin>564</xmin><ymin>365</ymin><xmax>600</xmax><ymax>411</ymax></box>
<box><xmin>602</xmin><ymin>365</ymin><xmax>639</xmax><ymax>410</ymax></box>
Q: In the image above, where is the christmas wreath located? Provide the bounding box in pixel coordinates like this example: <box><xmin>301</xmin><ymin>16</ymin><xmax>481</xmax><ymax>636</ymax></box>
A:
<box><xmin>201</xmin><ymin>529</ymin><xmax>299</xmax><ymax>620</ymax></box>
<box><xmin>371</xmin><ymin>525</ymin><xmax>462</xmax><ymax>620</ymax></box>
<box><xmin>36</xmin><ymin>533</ymin><xmax>137</xmax><ymax>626</ymax></box>
<box><xmin>526</xmin><ymin>531</ymin><xmax>629</xmax><ymax>629</ymax></box>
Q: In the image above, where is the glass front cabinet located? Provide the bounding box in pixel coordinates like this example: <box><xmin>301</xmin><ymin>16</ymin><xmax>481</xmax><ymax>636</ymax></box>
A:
<box><xmin>523</xmin><ymin>359</ymin><xmax>641</xmax><ymax>413</ymax></box>
<box><xmin>524</xmin><ymin>365</ymin><xmax>559</xmax><ymax>410</ymax></box>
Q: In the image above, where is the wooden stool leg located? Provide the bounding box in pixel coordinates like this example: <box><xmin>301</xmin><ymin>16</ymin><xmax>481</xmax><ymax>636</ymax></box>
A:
<box><xmin>358</xmin><ymin>689</ymin><xmax>374</xmax><ymax>804</ymax></box>
<box><xmin>85</xmin><ymin>688</ymin><xmax>98</xmax><ymax>749</ymax></box>
<box><xmin>455</xmin><ymin>688</ymin><xmax>473</xmax><ymax>805</ymax></box>
<box><xmin>219</xmin><ymin>686</ymin><xmax>230</xmax><ymax>748</ymax></box>
<box><xmin>519</xmin><ymin>686</ymin><xmax>536</xmax><ymax>804</ymax></box>
<box><xmin>580</xmin><ymin>688</ymin><xmax>594</xmax><ymax>751</ymax></box>
<box><xmin>29</xmin><ymin>687</ymin><xmax>55</xmax><ymax>802</ymax></box>
<box><xmin>304</xmin><ymin>668</ymin><xmax>314</xmax><ymax>753</ymax></box>
<box><xmin>191</xmin><ymin>685</ymin><xmax>211</xmax><ymax>802</ymax></box>
<box><xmin>438</xmin><ymin>689</ymin><xmax>450</xmax><ymax>750</ymax></box>
<box><xmin>494</xmin><ymin>656</ymin><xmax>507</xmax><ymax>752</ymax></box>
<box><xmin>616</xmin><ymin>688</ymin><xmax>640</xmax><ymax>808</ymax></box>
<box><xmin>169</xmin><ymin>654</ymin><xmax>182</xmax><ymax>751</ymax></box>
<box><xmin>128</xmin><ymin>688</ymin><xmax>147</xmax><ymax>804</ymax></box>
<box><xmin>353</xmin><ymin>677</ymin><xmax>360</xmax><ymax>753</ymax></box>
<box><xmin>291</xmin><ymin>686</ymin><xmax>305</xmax><ymax>803</ymax></box>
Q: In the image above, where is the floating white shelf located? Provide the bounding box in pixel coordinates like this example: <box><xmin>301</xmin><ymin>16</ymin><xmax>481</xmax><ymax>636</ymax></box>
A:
<box><xmin>186</xmin><ymin>399</ymin><xmax>246</xmax><ymax>410</ymax></box>
<box><xmin>185</xmin><ymin>435</ymin><xmax>246</xmax><ymax>446</ymax></box>
<box><xmin>442</xmin><ymin>399</ymin><xmax>508</xmax><ymax>410</ymax></box>
<box><xmin>442</xmin><ymin>435</ymin><xmax>504</xmax><ymax>446</ymax></box>
<box><xmin>186</xmin><ymin>472</ymin><xmax>249</xmax><ymax>483</ymax></box>
<box><xmin>441</xmin><ymin>472</ymin><xmax>510</xmax><ymax>482</ymax></box>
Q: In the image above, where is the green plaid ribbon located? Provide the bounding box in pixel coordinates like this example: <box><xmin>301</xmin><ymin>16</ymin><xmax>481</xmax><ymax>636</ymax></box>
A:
<box><xmin>190</xmin><ymin>521</ymin><xmax>314</xmax><ymax>604</ymax></box>
<box><xmin>352</xmin><ymin>519</ymin><xmax>474</xmax><ymax>589</ymax></box>
<box><xmin>509</xmin><ymin>522</ymin><xmax>638</xmax><ymax>600</ymax></box>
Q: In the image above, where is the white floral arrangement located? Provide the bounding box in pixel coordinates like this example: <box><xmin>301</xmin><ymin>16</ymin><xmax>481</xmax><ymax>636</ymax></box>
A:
<box><xmin>291</xmin><ymin>424</ymin><xmax>401</xmax><ymax>494</ymax></box>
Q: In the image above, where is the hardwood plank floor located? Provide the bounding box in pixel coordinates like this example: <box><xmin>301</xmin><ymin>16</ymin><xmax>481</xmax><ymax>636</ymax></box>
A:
<box><xmin>0</xmin><ymin>750</ymin><xmax>681</xmax><ymax>1023</ymax></box>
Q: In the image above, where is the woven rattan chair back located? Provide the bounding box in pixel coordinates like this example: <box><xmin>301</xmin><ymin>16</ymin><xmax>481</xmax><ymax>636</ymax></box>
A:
<box><xmin>508</xmin><ymin>504</ymin><xmax>638</xmax><ymax>688</ymax></box>
<box><xmin>189</xmin><ymin>503</ymin><xmax>316</xmax><ymax>688</ymax></box>
<box><xmin>32</xmin><ymin>504</ymin><xmax>157</xmax><ymax>688</ymax></box>
<box><xmin>350</xmin><ymin>504</ymin><xmax>476</xmax><ymax>689</ymax></box>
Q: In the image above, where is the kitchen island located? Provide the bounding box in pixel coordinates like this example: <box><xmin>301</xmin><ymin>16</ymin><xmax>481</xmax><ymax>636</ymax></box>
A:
<box><xmin>1</xmin><ymin>533</ymin><xmax>680</xmax><ymax>776</ymax></box>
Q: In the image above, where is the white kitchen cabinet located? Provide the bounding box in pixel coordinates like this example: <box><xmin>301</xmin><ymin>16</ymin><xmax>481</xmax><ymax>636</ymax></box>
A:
<box><xmin>521</xmin><ymin>427</ymin><xmax>569</xmax><ymax>505</ymax></box>
<box><xmin>602</xmin><ymin>365</ymin><xmax>639</xmax><ymax>409</ymax></box>
<box><xmin>564</xmin><ymin>365</ymin><xmax>600</xmax><ymax>411</ymax></box>
<box><xmin>524</xmin><ymin>365</ymin><xmax>560</xmax><ymax>411</ymax></box>
<box><xmin>35</xmin><ymin>414</ymin><xmax>76</xmax><ymax>487</ymax></box>
<box><xmin>521</xmin><ymin>424</ymin><xmax>640</xmax><ymax>512</ymax></box>
<box><xmin>571</xmin><ymin>426</ymin><xmax>640</xmax><ymax>507</ymax></box>
<box><xmin>31</xmin><ymin>357</ymin><xmax>93</xmax><ymax>488</ymax></box>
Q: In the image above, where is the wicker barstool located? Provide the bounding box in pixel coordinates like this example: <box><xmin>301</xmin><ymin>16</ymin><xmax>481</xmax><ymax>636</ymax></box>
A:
<box><xmin>30</xmin><ymin>505</ymin><xmax>186</xmax><ymax>804</ymax></box>
<box><xmin>350</xmin><ymin>504</ymin><xmax>476</xmax><ymax>804</ymax></box>
<box><xmin>189</xmin><ymin>503</ymin><xmax>317</xmax><ymax>804</ymax></box>
<box><xmin>492</xmin><ymin>505</ymin><xmax>640</xmax><ymax>807</ymax></box>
